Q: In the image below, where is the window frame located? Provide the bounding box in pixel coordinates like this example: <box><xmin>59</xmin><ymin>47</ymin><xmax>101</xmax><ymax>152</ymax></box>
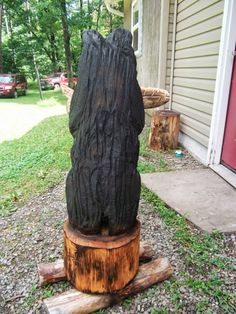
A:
<box><xmin>131</xmin><ymin>0</ymin><xmax>143</xmax><ymax>57</ymax></box>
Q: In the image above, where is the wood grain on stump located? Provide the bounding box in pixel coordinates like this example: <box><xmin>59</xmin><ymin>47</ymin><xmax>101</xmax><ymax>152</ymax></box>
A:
<box><xmin>38</xmin><ymin>241</ymin><xmax>156</xmax><ymax>286</ymax></box>
<box><xmin>149</xmin><ymin>110</ymin><xmax>180</xmax><ymax>150</ymax></box>
<box><xmin>64</xmin><ymin>220</ymin><xmax>140</xmax><ymax>293</ymax></box>
<box><xmin>43</xmin><ymin>257</ymin><xmax>173</xmax><ymax>314</ymax></box>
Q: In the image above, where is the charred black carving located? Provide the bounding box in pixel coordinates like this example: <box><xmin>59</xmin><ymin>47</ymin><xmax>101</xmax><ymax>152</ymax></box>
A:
<box><xmin>66</xmin><ymin>28</ymin><xmax>144</xmax><ymax>235</ymax></box>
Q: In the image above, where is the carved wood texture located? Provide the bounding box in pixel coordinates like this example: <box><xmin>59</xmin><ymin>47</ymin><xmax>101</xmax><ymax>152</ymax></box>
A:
<box><xmin>66</xmin><ymin>29</ymin><xmax>145</xmax><ymax>235</ymax></box>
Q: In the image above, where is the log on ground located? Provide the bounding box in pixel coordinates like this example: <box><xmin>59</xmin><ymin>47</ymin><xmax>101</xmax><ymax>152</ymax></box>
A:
<box><xmin>149</xmin><ymin>110</ymin><xmax>180</xmax><ymax>150</ymax></box>
<box><xmin>43</xmin><ymin>257</ymin><xmax>173</xmax><ymax>314</ymax></box>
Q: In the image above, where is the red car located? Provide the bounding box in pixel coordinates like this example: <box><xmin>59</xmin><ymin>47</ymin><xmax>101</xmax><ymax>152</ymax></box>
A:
<box><xmin>45</xmin><ymin>72</ymin><xmax>78</xmax><ymax>88</ymax></box>
<box><xmin>0</xmin><ymin>74</ymin><xmax>28</xmax><ymax>98</ymax></box>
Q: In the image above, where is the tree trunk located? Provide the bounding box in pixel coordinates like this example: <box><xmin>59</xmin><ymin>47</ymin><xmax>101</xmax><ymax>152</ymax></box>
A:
<box><xmin>60</xmin><ymin>0</ymin><xmax>74</xmax><ymax>88</ymax></box>
<box><xmin>87</xmin><ymin>0</ymin><xmax>92</xmax><ymax>29</ymax></box>
<box><xmin>95</xmin><ymin>0</ymin><xmax>102</xmax><ymax>31</ymax></box>
<box><xmin>3</xmin><ymin>6</ymin><xmax>9</xmax><ymax>35</ymax></box>
<box><xmin>109</xmin><ymin>12</ymin><xmax>113</xmax><ymax>33</ymax></box>
<box><xmin>25</xmin><ymin>0</ymin><xmax>43</xmax><ymax>100</ymax></box>
<box><xmin>49</xmin><ymin>32</ymin><xmax>58</xmax><ymax>71</ymax></box>
<box><xmin>9</xmin><ymin>18</ymin><xmax>16</xmax><ymax>72</ymax></box>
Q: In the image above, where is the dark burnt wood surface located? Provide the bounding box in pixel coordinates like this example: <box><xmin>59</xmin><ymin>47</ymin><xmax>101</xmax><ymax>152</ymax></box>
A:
<box><xmin>66</xmin><ymin>29</ymin><xmax>144</xmax><ymax>235</ymax></box>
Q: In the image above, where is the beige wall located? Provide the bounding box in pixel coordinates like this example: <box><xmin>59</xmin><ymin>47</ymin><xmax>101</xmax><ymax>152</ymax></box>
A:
<box><xmin>171</xmin><ymin>0</ymin><xmax>224</xmax><ymax>149</ymax></box>
<box><xmin>124</xmin><ymin>0</ymin><xmax>225</xmax><ymax>162</ymax></box>
<box><xmin>124</xmin><ymin>0</ymin><xmax>161</xmax><ymax>88</ymax></box>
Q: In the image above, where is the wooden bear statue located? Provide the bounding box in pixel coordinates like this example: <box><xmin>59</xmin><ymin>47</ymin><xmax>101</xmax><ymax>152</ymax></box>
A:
<box><xmin>66</xmin><ymin>28</ymin><xmax>144</xmax><ymax>235</ymax></box>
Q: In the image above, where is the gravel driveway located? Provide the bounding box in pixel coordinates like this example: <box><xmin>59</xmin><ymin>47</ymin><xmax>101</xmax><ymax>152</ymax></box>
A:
<box><xmin>0</xmin><ymin>103</ymin><xmax>66</xmax><ymax>143</ymax></box>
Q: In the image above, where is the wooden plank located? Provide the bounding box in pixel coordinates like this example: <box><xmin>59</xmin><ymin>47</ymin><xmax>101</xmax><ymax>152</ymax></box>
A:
<box><xmin>177</xmin><ymin>0</ymin><xmax>223</xmax><ymax>25</ymax></box>
<box><xmin>43</xmin><ymin>257</ymin><xmax>173</xmax><ymax>314</ymax></box>
<box><xmin>176</xmin><ymin>14</ymin><xmax>223</xmax><ymax>41</ymax></box>
<box><xmin>176</xmin><ymin>28</ymin><xmax>221</xmax><ymax>50</ymax></box>
<box><xmin>174</xmin><ymin>55</ymin><xmax>218</xmax><ymax>68</ymax></box>
<box><xmin>172</xmin><ymin>101</ymin><xmax>212</xmax><ymax>126</ymax></box>
<box><xmin>175</xmin><ymin>42</ymin><xmax>220</xmax><ymax>59</ymax></box>
<box><xmin>173</xmin><ymin>77</ymin><xmax>216</xmax><ymax>92</ymax></box>
<box><xmin>174</xmin><ymin>68</ymin><xmax>217</xmax><ymax>80</ymax></box>
<box><xmin>38</xmin><ymin>241</ymin><xmax>156</xmax><ymax>286</ymax></box>
<box><xmin>173</xmin><ymin>85</ymin><xmax>214</xmax><ymax>103</ymax></box>
<box><xmin>172</xmin><ymin>94</ymin><xmax>213</xmax><ymax>114</ymax></box>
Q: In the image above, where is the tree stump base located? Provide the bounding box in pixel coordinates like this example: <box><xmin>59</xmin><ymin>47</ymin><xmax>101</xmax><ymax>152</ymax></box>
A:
<box><xmin>149</xmin><ymin>110</ymin><xmax>180</xmax><ymax>150</ymax></box>
<box><xmin>38</xmin><ymin>241</ymin><xmax>156</xmax><ymax>286</ymax></box>
<box><xmin>38</xmin><ymin>238</ymin><xmax>173</xmax><ymax>314</ymax></box>
<box><xmin>41</xmin><ymin>257</ymin><xmax>173</xmax><ymax>314</ymax></box>
<box><xmin>64</xmin><ymin>220</ymin><xmax>140</xmax><ymax>293</ymax></box>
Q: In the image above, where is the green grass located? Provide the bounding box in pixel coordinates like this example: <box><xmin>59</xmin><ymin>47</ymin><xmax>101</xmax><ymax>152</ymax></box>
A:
<box><xmin>0</xmin><ymin>81</ymin><xmax>67</xmax><ymax>106</ymax></box>
<box><xmin>0</xmin><ymin>114</ymin><xmax>72</xmax><ymax>216</ymax></box>
<box><xmin>141</xmin><ymin>187</ymin><xmax>236</xmax><ymax>313</ymax></box>
<box><xmin>139</xmin><ymin>127</ymin><xmax>169</xmax><ymax>172</ymax></box>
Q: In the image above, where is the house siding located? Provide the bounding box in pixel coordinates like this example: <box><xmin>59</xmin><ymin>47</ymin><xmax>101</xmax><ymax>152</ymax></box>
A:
<box><xmin>124</xmin><ymin>0</ymin><xmax>161</xmax><ymax>88</ymax></box>
<box><xmin>165</xmin><ymin>0</ymin><xmax>175</xmax><ymax>92</ymax></box>
<box><xmin>171</xmin><ymin>0</ymin><xmax>224</xmax><ymax>149</ymax></box>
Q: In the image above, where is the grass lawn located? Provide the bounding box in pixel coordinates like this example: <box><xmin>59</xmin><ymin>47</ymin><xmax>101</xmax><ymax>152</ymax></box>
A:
<box><xmin>0</xmin><ymin>81</ymin><xmax>67</xmax><ymax>107</ymax></box>
<box><xmin>0</xmin><ymin>114</ymin><xmax>72</xmax><ymax>216</ymax></box>
<box><xmin>0</xmin><ymin>82</ymin><xmax>70</xmax><ymax>216</ymax></box>
<box><xmin>0</xmin><ymin>112</ymin><xmax>164</xmax><ymax>216</ymax></box>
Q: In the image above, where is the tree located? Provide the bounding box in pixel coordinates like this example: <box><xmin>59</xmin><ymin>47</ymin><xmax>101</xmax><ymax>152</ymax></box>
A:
<box><xmin>1</xmin><ymin>0</ymin><xmax>123</xmax><ymax>80</ymax></box>
<box><xmin>59</xmin><ymin>0</ymin><xmax>73</xmax><ymax>88</ymax></box>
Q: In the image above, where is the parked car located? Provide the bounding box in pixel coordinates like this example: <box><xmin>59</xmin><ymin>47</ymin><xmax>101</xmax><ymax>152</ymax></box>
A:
<box><xmin>0</xmin><ymin>74</ymin><xmax>28</xmax><ymax>98</ymax></box>
<box><xmin>44</xmin><ymin>72</ymin><xmax>78</xmax><ymax>88</ymax></box>
<box><xmin>40</xmin><ymin>77</ymin><xmax>55</xmax><ymax>90</ymax></box>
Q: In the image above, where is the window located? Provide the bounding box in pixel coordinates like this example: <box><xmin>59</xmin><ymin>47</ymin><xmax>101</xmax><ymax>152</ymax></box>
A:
<box><xmin>131</xmin><ymin>0</ymin><xmax>143</xmax><ymax>56</ymax></box>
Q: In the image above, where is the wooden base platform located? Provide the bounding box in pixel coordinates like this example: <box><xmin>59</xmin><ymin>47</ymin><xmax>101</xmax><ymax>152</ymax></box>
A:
<box><xmin>39</xmin><ymin>241</ymin><xmax>173</xmax><ymax>314</ymax></box>
<box><xmin>42</xmin><ymin>257</ymin><xmax>172</xmax><ymax>314</ymax></box>
<box><xmin>38</xmin><ymin>241</ymin><xmax>156</xmax><ymax>286</ymax></box>
<box><xmin>64</xmin><ymin>220</ymin><xmax>140</xmax><ymax>293</ymax></box>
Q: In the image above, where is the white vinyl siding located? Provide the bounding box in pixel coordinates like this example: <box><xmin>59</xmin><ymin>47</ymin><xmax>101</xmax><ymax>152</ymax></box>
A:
<box><xmin>171</xmin><ymin>0</ymin><xmax>224</xmax><ymax>148</ymax></box>
<box><xmin>165</xmin><ymin>0</ymin><xmax>175</xmax><ymax>92</ymax></box>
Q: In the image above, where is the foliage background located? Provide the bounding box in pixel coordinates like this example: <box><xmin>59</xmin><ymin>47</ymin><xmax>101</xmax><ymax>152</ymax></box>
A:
<box><xmin>0</xmin><ymin>0</ymin><xmax>123</xmax><ymax>78</ymax></box>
